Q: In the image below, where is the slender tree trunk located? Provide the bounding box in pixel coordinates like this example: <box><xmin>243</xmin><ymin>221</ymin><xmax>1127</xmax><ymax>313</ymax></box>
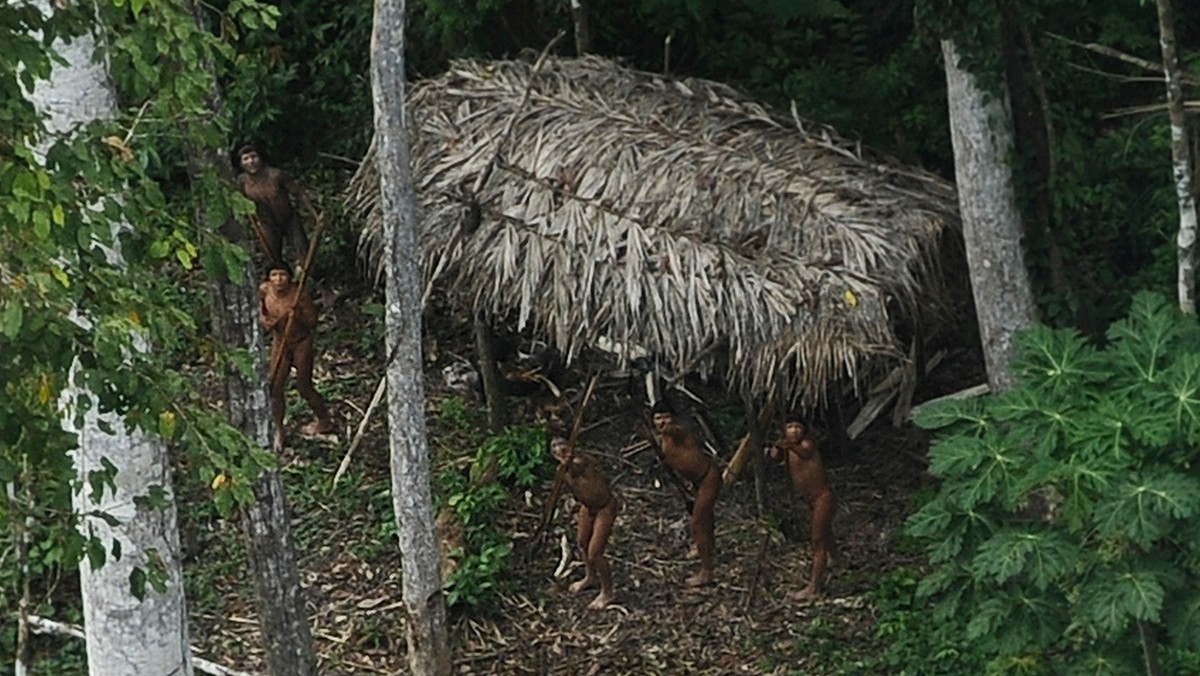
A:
<box><xmin>29</xmin><ymin>5</ymin><xmax>193</xmax><ymax>673</ymax></box>
<box><xmin>941</xmin><ymin>39</ymin><xmax>1037</xmax><ymax>391</ymax></box>
<box><xmin>474</xmin><ymin>317</ymin><xmax>507</xmax><ymax>430</ymax></box>
<box><xmin>1156</xmin><ymin>0</ymin><xmax>1197</xmax><ymax>314</ymax></box>
<box><xmin>570</xmin><ymin>0</ymin><xmax>591</xmax><ymax>55</ymax></box>
<box><xmin>372</xmin><ymin>0</ymin><xmax>452</xmax><ymax>672</ymax></box>
<box><xmin>179</xmin><ymin>4</ymin><xmax>318</xmax><ymax>673</ymax></box>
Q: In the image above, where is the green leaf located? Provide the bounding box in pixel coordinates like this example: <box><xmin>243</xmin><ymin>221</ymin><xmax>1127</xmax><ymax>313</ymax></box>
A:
<box><xmin>1011</xmin><ymin>324</ymin><xmax>1106</xmax><ymax>396</ymax></box>
<box><xmin>1078</xmin><ymin>566</ymin><xmax>1165</xmax><ymax>634</ymax></box>
<box><xmin>1164</xmin><ymin>587</ymin><xmax>1200</xmax><ymax>652</ymax></box>
<box><xmin>971</xmin><ymin>527</ymin><xmax>1079</xmax><ymax>590</ymax></box>
<box><xmin>1095</xmin><ymin>468</ymin><xmax>1200</xmax><ymax>549</ymax></box>
<box><xmin>1106</xmin><ymin>292</ymin><xmax>1188</xmax><ymax>385</ymax></box>
<box><xmin>914</xmin><ymin>396</ymin><xmax>988</xmax><ymax>432</ymax></box>
<box><xmin>129</xmin><ymin>567</ymin><xmax>147</xmax><ymax>601</ymax></box>
<box><xmin>0</xmin><ymin>302</ymin><xmax>24</xmax><ymax>339</ymax></box>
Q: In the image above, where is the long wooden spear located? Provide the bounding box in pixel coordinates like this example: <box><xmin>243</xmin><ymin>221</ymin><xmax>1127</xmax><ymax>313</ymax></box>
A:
<box><xmin>530</xmin><ymin>373</ymin><xmax>598</xmax><ymax>551</ymax></box>
<box><xmin>267</xmin><ymin>213</ymin><xmax>327</xmax><ymax>387</ymax></box>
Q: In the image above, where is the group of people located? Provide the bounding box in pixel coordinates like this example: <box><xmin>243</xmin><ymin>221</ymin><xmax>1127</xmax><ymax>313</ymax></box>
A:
<box><xmin>236</xmin><ymin>144</ymin><xmax>335</xmax><ymax>451</ymax></box>
<box><xmin>236</xmin><ymin>144</ymin><xmax>838</xmax><ymax>609</ymax></box>
<box><xmin>552</xmin><ymin>400</ymin><xmax>837</xmax><ymax>611</ymax></box>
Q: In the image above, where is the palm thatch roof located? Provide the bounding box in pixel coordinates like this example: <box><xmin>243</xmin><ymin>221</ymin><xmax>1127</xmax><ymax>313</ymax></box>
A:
<box><xmin>346</xmin><ymin>55</ymin><xmax>961</xmax><ymax>410</ymax></box>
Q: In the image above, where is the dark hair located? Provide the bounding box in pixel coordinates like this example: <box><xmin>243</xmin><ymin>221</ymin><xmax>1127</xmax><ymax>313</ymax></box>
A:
<box><xmin>237</xmin><ymin>143</ymin><xmax>259</xmax><ymax>158</ymax></box>
<box><xmin>650</xmin><ymin>400</ymin><xmax>676</xmax><ymax>415</ymax></box>
<box><xmin>784</xmin><ymin>413</ymin><xmax>805</xmax><ymax>425</ymax></box>
<box><xmin>264</xmin><ymin>263</ymin><xmax>292</xmax><ymax>280</ymax></box>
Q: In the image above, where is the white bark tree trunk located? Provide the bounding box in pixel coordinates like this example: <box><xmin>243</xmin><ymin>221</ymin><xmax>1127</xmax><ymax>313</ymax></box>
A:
<box><xmin>371</xmin><ymin>0</ymin><xmax>452</xmax><ymax>672</ymax></box>
<box><xmin>942</xmin><ymin>39</ymin><xmax>1037</xmax><ymax>392</ymax></box>
<box><xmin>1155</xmin><ymin>0</ymin><xmax>1197</xmax><ymax>314</ymax></box>
<box><xmin>30</xmin><ymin>3</ymin><xmax>193</xmax><ymax>674</ymax></box>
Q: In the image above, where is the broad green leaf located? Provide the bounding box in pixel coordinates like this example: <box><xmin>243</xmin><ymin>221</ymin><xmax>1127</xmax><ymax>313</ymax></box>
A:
<box><xmin>129</xmin><ymin>567</ymin><xmax>147</xmax><ymax>600</ymax></box>
<box><xmin>971</xmin><ymin>527</ymin><xmax>1079</xmax><ymax>590</ymax></box>
<box><xmin>1106</xmin><ymin>292</ymin><xmax>1188</xmax><ymax>385</ymax></box>
<box><xmin>914</xmin><ymin>396</ymin><xmax>988</xmax><ymax>432</ymax></box>
<box><xmin>1078</xmin><ymin>566</ymin><xmax>1165</xmax><ymax>634</ymax></box>
<box><xmin>1162</xmin><ymin>353</ymin><xmax>1200</xmax><ymax>443</ymax></box>
<box><xmin>1164</xmin><ymin>587</ymin><xmax>1200</xmax><ymax>652</ymax></box>
<box><xmin>0</xmin><ymin>302</ymin><xmax>24</xmax><ymax>338</ymax></box>
<box><xmin>1011</xmin><ymin>324</ymin><xmax>1106</xmax><ymax>396</ymax></box>
<box><xmin>1096</xmin><ymin>468</ymin><xmax>1200</xmax><ymax>549</ymax></box>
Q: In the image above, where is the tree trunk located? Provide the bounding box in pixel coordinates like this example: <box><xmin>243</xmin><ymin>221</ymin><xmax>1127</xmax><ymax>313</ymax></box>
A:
<box><xmin>570</xmin><ymin>0</ymin><xmax>591</xmax><ymax>55</ymax></box>
<box><xmin>1156</xmin><ymin>0</ymin><xmax>1197</xmax><ymax>315</ymax></box>
<box><xmin>371</xmin><ymin>0</ymin><xmax>452</xmax><ymax>672</ymax></box>
<box><xmin>941</xmin><ymin>39</ymin><xmax>1037</xmax><ymax>391</ymax></box>
<box><xmin>30</xmin><ymin>5</ymin><xmax>193</xmax><ymax>673</ymax></box>
<box><xmin>178</xmin><ymin>3</ymin><xmax>319</xmax><ymax>672</ymax></box>
<box><xmin>474</xmin><ymin>317</ymin><xmax>507</xmax><ymax>430</ymax></box>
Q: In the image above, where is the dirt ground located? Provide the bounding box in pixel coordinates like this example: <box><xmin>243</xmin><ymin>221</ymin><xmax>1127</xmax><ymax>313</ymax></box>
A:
<box><xmin>183</xmin><ymin>271</ymin><xmax>975</xmax><ymax>675</ymax></box>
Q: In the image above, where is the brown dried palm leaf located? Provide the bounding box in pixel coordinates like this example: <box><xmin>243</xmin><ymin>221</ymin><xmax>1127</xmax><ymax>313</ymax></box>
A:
<box><xmin>345</xmin><ymin>55</ymin><xmax>961</xmax><ymax>409</ymax></box>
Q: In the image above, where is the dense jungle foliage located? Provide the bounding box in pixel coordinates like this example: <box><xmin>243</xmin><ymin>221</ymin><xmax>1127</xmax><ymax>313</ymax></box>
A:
<box><xmin>3</xmin><ymin>0</ymin><xmax>1200</xmax><ymax>673</ymax></box>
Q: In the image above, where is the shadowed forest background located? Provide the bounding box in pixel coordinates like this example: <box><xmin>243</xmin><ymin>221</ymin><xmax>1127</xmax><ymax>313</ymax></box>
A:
<box><xmin>4</xmin><ymin>0</ymin><xmax>1200</xmax><ymax>674</ymax></box>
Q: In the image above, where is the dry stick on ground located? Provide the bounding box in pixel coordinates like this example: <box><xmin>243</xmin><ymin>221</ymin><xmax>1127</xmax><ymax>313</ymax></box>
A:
<box><xmin>741</xmin><ymin>528</ymin><xmax>773</xmax><ymax>614</ymax></box>
<box><xmin>332</xmin><ymin>335</ymin><xmax>408</xmax><ymax>486</ymax></box>
<box><xmin>530</xmin><ymin>373</ymin><xmax>599</xmax><ymax>552</ymax></box>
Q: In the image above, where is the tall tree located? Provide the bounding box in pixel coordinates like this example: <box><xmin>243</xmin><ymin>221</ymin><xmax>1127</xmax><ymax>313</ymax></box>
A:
<box><xmin>941</xmin><ymin>36</ymin><xmax>1037</xmax><ymax>391</ymax></box>
<box><xmin>370</xmin><ymin>0</ymin><xmax>452</xmax><ymax>672</ymax></box>
<box><xmin>28</xmin><ymin>2</ymin><xmax>193</xmax><ymax>673</ymax></box>
<box><xmin>1155</xmin><ymin>0</ymin><xmax>1197</xmax><ymax>315</ymax></box>
<box><xmin>170</xmin><ymin>1</ymin><xmax>320</xmax><ymax>673</ymax></box>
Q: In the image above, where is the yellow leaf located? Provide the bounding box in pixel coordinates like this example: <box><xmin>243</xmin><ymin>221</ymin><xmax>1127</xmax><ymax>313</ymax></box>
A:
<box><xmin>844</xmin><ymin>289</ymin><xmax>858</xmax><ymax>307</ymax></box>
<box><xmin>211</xmin><ymin>472</ymin><xmax>229</xmax><ymax>490</ymax></box>
<box><xmin>52</xmin><ymin>204</ymin><xmax>65</xmax><ymax>226</ymax></box>
<box><xmin>158</xmin><ymin>410</ymin><xmax>177</xmax><ymax>439</ymax></box>
<box><xmin>103</xmin><ymin>135</ymin><xmax>134</xmax><ymax>163</ymax></box>
<box><xmin>38</xmin><ymin>376</ymin><xmax>52</xmax><ymax>405</ymax></box>
<box><xmin>129</xmin><ymin>308</ymin><xmax>141</xmax><ymax>325</ymax></box>
<box><xmin>50</xmin><ymin>266</ymin><xmax>69</xmax><ymax>288</ymax></box>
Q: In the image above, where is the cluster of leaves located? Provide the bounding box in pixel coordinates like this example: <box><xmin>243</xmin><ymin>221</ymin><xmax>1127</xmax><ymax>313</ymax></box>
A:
<box><xmin>2</xmin><ymin>0</ymin><xmax>284</xmax><ymax>665</ymax></box>
<box><xmin>906</xmin><ymin>293</ymin><xmax>1200</xmax><ymax>673</ymax></box>
<box><xmin>436</xmin><ymin>422</ymin><xmax>548</xmax><ymax>609</ymax></box>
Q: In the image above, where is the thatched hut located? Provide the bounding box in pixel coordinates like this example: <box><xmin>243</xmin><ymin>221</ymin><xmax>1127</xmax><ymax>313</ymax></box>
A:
<box><xmin>346</xmin><ymin>55</ymin><xmax>962</xmax><ymax>412</ymax></box>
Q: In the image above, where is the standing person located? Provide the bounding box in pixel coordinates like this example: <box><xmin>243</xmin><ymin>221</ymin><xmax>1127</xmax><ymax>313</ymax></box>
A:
<box><xmin>768</xmin><ymin>416</ymin><xmax>836</xmax><ymax>600</ymax></box>
<box><xmin>237</xmin><ymin>143</ymin><xmax>315</xmax><ymax>271</ymax></box>
<box><xmin>550</xmin><ymin>436</ymin><xmax>619</xmax><ymax>610</ymax></box>
<box><xmin>259</xmin><ymin>264</ymin><xmax>334</xmax><ymax>451</ymax></box>
<box><xmin>651</xmin><ymin>400</ymin><xmax>721</xmax><ymax>587</ymax></box>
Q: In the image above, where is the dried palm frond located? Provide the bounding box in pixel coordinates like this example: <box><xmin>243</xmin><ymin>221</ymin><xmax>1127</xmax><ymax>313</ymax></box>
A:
<box><xmin>346</xmin><ymin>55</ymin><xmax>962</xmax><ymax>409</ymax></box>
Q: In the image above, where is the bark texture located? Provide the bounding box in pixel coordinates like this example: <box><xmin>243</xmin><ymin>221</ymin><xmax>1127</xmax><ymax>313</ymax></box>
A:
<box><xmin>371</xmin><ymin>0</ymin><xmax>452</xmax><ymax>672</ymax></box>
<box><xmin>1156</xmin><ymin>0</ymin><xmax>1197</xmax><ymax>314</ymax></box>
<box><xmin>31</xmin><ymin>4</ymin><xmax>193</xmax><ymax>673</ymax></box>
<box><xmin>176</xmin><ymin>5</ymin><xmax>317</xmax><ymax>672</ymax></box>
<box><xmin>941</xmin><ymin>39</ymin><xmax>1037</xmax><ymax>391</ymax></box>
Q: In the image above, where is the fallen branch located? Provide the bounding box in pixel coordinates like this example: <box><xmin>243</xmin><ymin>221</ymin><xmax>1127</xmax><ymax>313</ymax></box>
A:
<box><xmin>26</xmin><ymin>615</ymin><xmax>257</xmax><ymax>676</ymax></box>
<box><xmin>332</xmin><ymin>373</ymin><xmax>387</xmax><ymax>487</ymax></box>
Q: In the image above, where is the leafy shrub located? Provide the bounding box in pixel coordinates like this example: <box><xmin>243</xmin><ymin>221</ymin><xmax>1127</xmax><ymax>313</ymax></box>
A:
<box><xmin>438</xmin><ymin>424</ymin><xmax>548</xmax><ymax>609</ymax></box>
<box><xmin>906</xmin><ymin>293</ymin><xmax>1200</xmax><ymax>673</ymax></box>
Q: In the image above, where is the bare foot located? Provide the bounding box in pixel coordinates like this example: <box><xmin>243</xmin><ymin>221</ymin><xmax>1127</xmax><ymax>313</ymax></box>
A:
<box><xmin>587</xmin><ymin>590</ymin><xmax>614</xmax><ymax>610</ymax></box>
<box><xmin>684</xmin><ymin>569</ymin><xmax>713</xmax><ymax>588</ymax></box>
<box><xmin>687</xmin><ymin>544</ymin><xmax>699</xmax><ymax>558</ymax></box>
<box><xmin>273</xmin><ymin>432</ymin><xmax>286</xmax><ymax>454</ymax></box>
<box><xmin>791</xmin><ymin>586</ymin><xmax>823</xmax><ymax>602</ymax></box>
<box><xmin>301</xmin><ymin>419</ymin><xmax>336</xmax><ymax>436</ymax></box>
<box><xmin>569</xmin><ymin>576</ymin><xmax>597</xmax><ymax>593</ymax></box>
